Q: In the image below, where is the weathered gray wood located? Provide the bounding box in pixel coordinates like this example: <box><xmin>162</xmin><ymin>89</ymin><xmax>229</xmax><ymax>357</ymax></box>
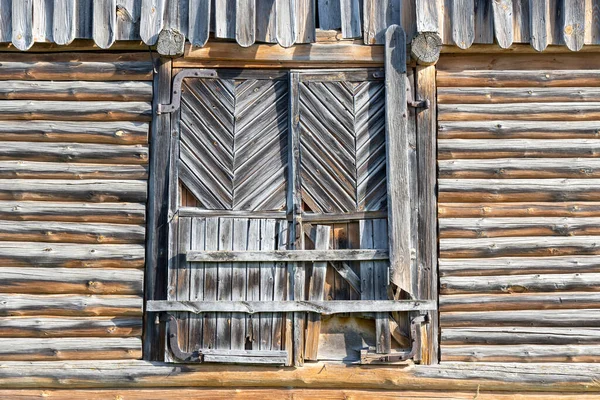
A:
<box><xmin>156</xmin><ymin>28</ymin><xmax>185</xmax><ymax>56</ymax></box>
<box><xmin>442</xmin><ymin>327</ymin><xmax>600</xmax><ymax>345</ymax></box>
<box><xmin>201</xmin><ymin>349</ymin><xmax>288</xmax><ymax>364</ymax></box>
<box><xmin>93</xmin><ymin>0</ymin><xmax>117</xmax><ymax>48</ymax></box>
<box><xmin>318</xmin><ymin>0</ymin><xmax>340</xmax><ymax>30</ymax></box>
<box><xmin>52</xmin><ymin>0</ymin><xmax>76</xmax><ymax>45</ymax></box>
<box><xmin>179</xmin><ymin>208</ymin><xmax>285</xmax><ymax>219</ymax></box>
<box><xmin>0</xmin><ymin>101</ymin><xmax>151</xmax><ymax>121</ymax></box>
<box><xmin>416</xmin><ymin>0</ymin><xmax>439</xmax><ymax>32</ymax></box>
<box><xmin>0</xmin><ymin>316</ymin><xmax>141</xmax><ymax>338</ymax></box>
<box><xmin>147</xmin><ymin>300</ymin><xmax>436</xmax><ymax>313</ymax></box>
<box><xmin>385</xmin><ymin>25</ymin><xmax>411</xmax><ymax>293</ymax></box>
<box><xmin>246</xmin><ymin>219</ymin><xmax>260</xmax><ymax>351</ymax></box>
<box><xmin>438</xmin><ymin>140</ymin><xmax>600</xmax><ymax>160</ymax></box>
<box><xmin>364</xmin><ymin>0</ymin><xmax>400</xmax><ymax>44</ymax></box>
<box><xmin>452</xmin><ymin>0</ymin><xmax>474</xmax><ymax>49</ymax></box>
<box><xmin>438</xmin><ymin>201</ymin><xmax>600</xmax><ymax>218</ymax></box>
<box><xmin>0</xmin><ymin>201</ymin><xmax>144</xmax><ymax>224</ymax></box>
<box><xmin>12</xmin><ymin>0</ymin><xmax>34</xmax><ymax>51</ymax></box>
<box><xmin>276</xmin><ymin>0</ymin><xmax>295</xmax><ymax>47</ymax></box>
<box><xmin>0</xmin><ymin>0</ymin><xmax>12</xmax><ymax>42</ymax></box>
<box><xmin>272</xmin><ymin>221</ymin><xmax>287</xmax><ymax>352</ymax></box>
<box><xmin>259</xmin><ymin>219</ymin><xmax>276</xmax><ymax>351</ymax></box>
<box><xmin>0</xmin><ymin>81</ymin><xmax>152</xmax><ymax>101</ymax></box>
<box><xmin>563</xmin><ymin>0</ymin><xmax>585</xmax><ymax>51</ymax></box>
<box><xmin>411</xmin><ymin>32</ymin><xmax>442</xmax><ymax>65</ymax></box>
<box><xmin>0</xmin><ymin>294</ymin><xmax>142</xmax><ymax>317</ymax></box>
<box><xmin>202</xmin><ymin>218</ymin><xmax>218</xmax><ymax>350</ymax></box>
<box><xmin>441</xmin><ymin>344</ymin><xmax>600</xmax><ymax>362</ymax></box>
<box><xmin>439</xmin><ymin>102</ymin><xmax>600</xmax><ymax>122</ymax></box>
<box><xmin>187</xmin><ymin>249</ymin><xmax>388</xmax><ymax>262</ymax></box>
<box><xmin>236</xmin><ymin>0</ymin><xmax>256</xmax><ymax>47</ymax></box>
<box><xmin>340</xmin><ymin>0</ymin><xmax>361</xmax><ymax>38</ymax></box>
<box><xmin>529</xmin><ymin>0</ymin><xmax>549</xmax><ymax>51</ymax></box>
<box><xmin>491</xmin><ymin>0</ymin><xmax>513</xmax><ymax>48</ymax></box>
<box><xmin>330</xmin><ymin>261</ymin><xmax>361</xmax><ymax>293</ymax></box>
<box><xmin>441</xmin><ymin>273</ymin><xmax>600</xmax><ymax>295</ymax></box>
<box><xmin>436</xmin><ymin>70</ymin><xmax>600</xmax><ymax>88</ymax></box>
<box><xmin>188</xmin><ymin>0</ymin><xmax>210</xmax><ymax>46</ymax></box>
<box><xmin>231</xmin><ymin>218</ymin><xmax>247</xmax><ymax>350</ymax></box>
<box><xmin>302</xmin><ymin>211</ymin><xmax>388</xmax><ymax>223</ymax></box>
<box><xmin>294</xmin><ymin>0</ymin><xmax>314</xmax><ymax>43</ymax></box>
<box><xmin>440</xmin><ymin>292</ymin><xmax>600</xmax><ymax>311</ymax></box>
<box><xmin>438</xmin><ymin>87</ymin><xmax>600</xmax><ymax>104</ymax></box>
<box><xmin>438</xmin><ymin>120</ymin><xmax>600</xmax><ymax>140</ymax></box>
<box><xmin>441</xmin><ymin>309</ymin><xmax>600</xmax><ymax>327</ymax></box>
<box><xmin>373</xmin><ymin>219</ymin><xmax>391</xmax><ymax>353</ymax></box>
<box><xmin>255</xmin><ymin>0</ymin><xmax>277</xmax><ymax>42</ymax></box>
<box><xmin>140</xmin><ymin>0</ymin><xmax>164</xmax><ymax>45</ymax></box>
<box><xmin>215</xmin><ymin>0</ymin><xmax>235</xmax><ymax>38</ymax></box>
<box><xmin>305</xmin><ymin>225</ymin><xmax>330</xmax><ymax>360</ymax></box>
<box><xmin>0</xmin><ymin>338</ymin><xmax>141</xmax><ymax>361</ymax></box>
<box><xmin>0</xmin><ymin>161</ymin><xmax>147</xmax><ymax>180</ymax></box>
<box><xmin>0</xmin><ymin>143</ymin><xmax>148</xmax><ymax>165</ymax></box>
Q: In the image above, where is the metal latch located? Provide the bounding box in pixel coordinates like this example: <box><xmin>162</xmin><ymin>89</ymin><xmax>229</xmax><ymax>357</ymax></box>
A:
<box><xmin>406</xmin><ymin>76</ymin><xmax>430</xmax><ymax>109</ymax></box>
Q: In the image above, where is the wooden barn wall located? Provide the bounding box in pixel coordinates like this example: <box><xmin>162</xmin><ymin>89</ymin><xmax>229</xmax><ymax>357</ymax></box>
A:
<box><xmin>0</xmin><ymin>52</ymin><xmax>153</xmax><ymax>361</ymax></box>
<box><xmin>437</xmin><ymin>52</ymin><xmax>600</xmax><ymax>362</ymax></box>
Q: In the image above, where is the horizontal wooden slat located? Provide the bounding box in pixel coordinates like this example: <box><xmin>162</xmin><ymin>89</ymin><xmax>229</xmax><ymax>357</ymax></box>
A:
<box><xmin>441</xmin><ymin>309</ymin><xmax>600</xmax><ymax>327</ymax></box>
<box><xmin>438</xmin><ymin>120</ymin><xmax>600</xmax><ymax>139</ymax></box>
<box><xmin>201</xmin><ymin>349</ymin><xmax>288</xmax><ymax>364</ymax></box>
<box><xmin>438</xmin><ymin>202</ymin><xmax>600</xmax><ymax>218</ymax></box>
<box><xmin>0</xmin><ymin>101</ymin><xmax>151</xmax><ymax>121</ymax></box>
<box><xmin>440</xmin><ymin>236</ymin><xmax>600</xmax><ymax>258</ymax></box>
<box><xmin>186</xmin><ymin>249</ymin><xmax>389</xmax><ymax>262</ymax></box>
<box><xmin>0</xmin><ymin>121</ymin><xmax>148</xmax><ymax>144</ymax></box>
<box><xmin>0</xmin><ymin>242</ymin><xmax>144</xmax><ymax>268</ymax></box>
<box><xmin>438</xmin><ymin>140</ymin><xmax>600</xmax><ymax>160</ymax></box>
<box><xmin>439</xmin><ymin>103</ymin><xmax>600</xmax><ymax>121</ymax></box>
<box><xmin>178</xmin><ymin>208</ymin><xmax>286</xmax><ymax>219</ymax></box>
<box><xmin>436</xmin><ymin>54</ymin><xmax>600</xmax><ymax>71</ymax></box>
<box><xmin>0</xmin><ymin>338</ymin><xmax>141</xmax><ymax>360</ymax></box>
<box><xmin>441</xmin><ymin>273</ymin><xmax>600</xmax><ymax>295</ymax></box>
<box><xmin>0</xmin><ymin>201</ymin><xmax>145</xmax><ymax>224</ymax></box>
<box><xmin>0</xmin><ymin>294</ymin><xmax>142</xmax><ymax>316</ymax></box>
<box><xmin>439</xmin><ymin>217</ymin><xmax>600</xmax><ymax>238</ymax></box>
<box><xmin>439</xmin><ymin>256</ymin><xmax>600</xmax><ymax>276</ymax></box>
<box><xmin>0</xmin><ymin>179</ymin><xmax>147</xmax><ymax>202</ymax></box>
<box><xmin>0</xmin><ymin>161</ymin><xmax>148</xmax><ymax>179</ymax></box>
<box><xmin>147</xmin><ymin>300</ymin><xmax>436</xmax><ymax>314</ymax></box>
<box><xmin>439</xmin><ymin>179</ymin><xmax>600</xmax><ymax>202</ymax></box>
<box><xmin>437</xmin><ymin>70</ymin><xmax>600</xmax><ymax>87</ymax></box>
<box><xmin>0</xmin><ymin>317</ymin><xmax>141</xmax><ymax>337</ymax></box>
<box><xmin>440</xmin><ymin>292</ymin><xmax>600</xmax><ymax>311</ymax></box>
<box><xmin>0</xmin><ymin>220</ymin><xmax>144</xmax><ymax>244</ymax></box>
<box><xmin>442</xmin><ymin>328</ymin><xmax>600</xmax><ymax>345</ymax></box>
<box><xmin>441</xmin><ymin>344</ymin><xmax>600</xmax><ymax>362</ymax></box>
<box><xmin>0</xmin><ymin>81</ymin><xmax>153</xmax><ymax>101</ymax></box>
<box><xmin>0</xmin><ymin>143</ymin><xmax>148</xmax><ymax>164</ymax></box>
<box><xmin>438</xmin><ymin>87</ymin><xmax>600</xmax><ymax>104</ymax></box>
<box><xmin>439</xmin><ymin>159</ymin><xmax>600</xmax><ymax>179</ymax></box>
<box><xmin>0</xmin><ymin>62</ymin><xmax>153</xmax><ymax>81</ymax></box>
<box><xmin>0</xmin><ymin>268</ymin><xmax>143</xmax><ymax>294</ymax></box>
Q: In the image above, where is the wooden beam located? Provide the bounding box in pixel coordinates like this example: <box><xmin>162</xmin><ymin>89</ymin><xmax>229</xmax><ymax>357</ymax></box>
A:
<box><xmin>186</xmin><ymin>249</ymin><xmax>389</xmax><ymax>262</ymax></box>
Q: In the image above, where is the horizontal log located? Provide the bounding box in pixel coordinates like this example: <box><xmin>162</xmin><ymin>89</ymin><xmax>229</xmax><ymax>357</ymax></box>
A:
<box><xmin>439</xmin><ymin>158</ymin><xmax>600</xmax><ymax>179</ymax></box>
<box><xmin>0</xmin><ymin>101</ymin><xmax>151</xmax><ymax>121</ymax></box>
<box><xmin>0</xmin><ymin>267</ymin><xmax>143</xmax><ymax>295</ymax></box>
<box><xmin>441</xmin><ymin>273</ymin><xmax>600</xmax><ymax>295</ymax></box>
<box><xmin>438</xmin><ymin>87</ymin><xmax>600</xmax><ymax>104</ymax></box>
<box><xmin>442</xmin><ymin>327</ymin><xmax>600</xmax><ymax>345</ymax></box>
<box><xmin>0</xmin><ymin>338</ymin><xmax>141</xmax><ymax>361</ymax></box>
<box><xmin>186</xmin><ymin>249</ymin><xmax>389</xmax><ymax>262</ymax></box>
<box><xmin>439</xmin><ymin>217</ymin><xmax>600</xmax><ymax>238</ymax></box>
<box><xmin>0</xmin><ymin>242</ymin><xmax>144</xmax><ymax>268</ymax></box>
<box><xmin>438</xmin><ymin>140</ymin><xmax>600</xmax><ymax>160</ymax></box>
<box><xmin>0</xmin><ymin>62</ymin><xmax>153</xmax><ymax>81</ymax></box>
<box><xmin>439</xmin><ymin>103</ymin><xmax>600</xmax><ymax>121</ymax></box>
<box><xmin>0</xmin><ymin>161</ymin><xmax>148</xmax><ymax>180</ymax></box>
<box><xmin>438</xmin><ymin>179</ymin><xmax>600</xmax><ymax>202</ymax></box>
<box><xmin>0</xmin><ymin>201</ymin><xmax>145</xmax><ymax>224</ymax></box>
<box><xmin>147</xmin><ymin>300</ymin><xmax>436</xmax><ymax>314</ymax></box>
<box><xmin>441</xmin><ymin>309</ymin><xmax>600</xmax><ymax>327</ymax></box>
<box><xmin>0</xmin><ymin>317</ymin><xmax>141</xmax><ymax>337</ymax></box>
<box><xmin>0</xmin><ymin>143</ymin><xmax>148</xmax><ymax>164</ymax></box>
<box><xmin>0</xmin><ymin>220</ymin><xmax>144</xmax><ymax>244</ymax></box>
<box><xmin>0</xmin><ymin>121</ymin><xmax>148</xmax><ymax>144</ymax></box>
<box><xmin>436</xmin><ymin>70</ymin><xmax>600</xmax><ymax>87</ymax></box>
<box><xmin>441</xmin><ymin>344</ymin><xmax>600</xmax><ymax>362</ymax></box>
<box><xmin>201</xmin><ymin>350</ymin><xmax>289</xmax><ymax>365</ymax></box>
<box><xmin>438</xmin><ymin>202</ymin><xmax>600</xmax><ymax>218</ymax></box>
<box><xmin>438</xmin><ymin>120</ymin><xmax>600</xmax><ymax>140</ymax></box>
<box><xmin>437</xmin><ymin>53</ymin><xmax>600</xmax><ymax>69</ymax></box>
<box><xmin>0</xmin><ymin>294</ymin><xmax>142</xmax><ymax>316</ymax></box>
<box><xmin>440</xmin><ymin>236</ymin><xmax>600</xmax><ymax>258</ymax></box>
<box><xmin>440</xmin><ymin>292</ymin><xmax>600</xmax><ymax>312</ymax></box>
<box><xmin>439</xmin><ymin>256</ymin><xmax>600</xmax><ymax>276</ymax></box>
<box><xmin>0</xmin><ymin>179</ymin><xmax>147</xmax><ymax>202</ymax></box>
<box><xmin>0</xmin><ymin>81</ymin><xmax>153</xmax><ymax>101</ymax></box>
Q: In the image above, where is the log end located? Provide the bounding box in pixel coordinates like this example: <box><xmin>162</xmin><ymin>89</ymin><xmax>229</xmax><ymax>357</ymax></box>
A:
<box><xmin>157</xmin><ymin>29</ymin><xmax>186</xmax><ymax>58</ymax></box>
<box><xmin>411</xmin><ymin>32</ymin><xmax>442</xmax><ymax>66</ymax></box>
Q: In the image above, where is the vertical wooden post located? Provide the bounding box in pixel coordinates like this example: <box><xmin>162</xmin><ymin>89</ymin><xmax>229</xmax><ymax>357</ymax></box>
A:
<box><xmin>416</xmin><ymin>64</ymin><xmax>438</xmax><ymax>364</ymax></box>
<box><xmin>384</xmin><ymin>25</ymin><xmax>412</xmax><ymax>296</ymax></box>
<box><xmin>144</xmin><ymin>57</ymin><xmax>172</xmax><ymax>361</ymax></box>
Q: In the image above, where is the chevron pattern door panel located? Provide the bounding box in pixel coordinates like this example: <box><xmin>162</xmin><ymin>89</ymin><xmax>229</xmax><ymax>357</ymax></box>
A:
<box><xmin>179</xmin><ymin>76</ymin><xmax>288</xmax><ymax>211</ymax></box>
<box><xmin>299</xmin><ymin>79</ymin><xmax>387</xmax><ymax>213</ymax></box>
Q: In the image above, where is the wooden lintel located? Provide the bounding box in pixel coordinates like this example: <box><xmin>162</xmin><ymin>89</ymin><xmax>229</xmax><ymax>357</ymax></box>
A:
<box><xmin>186</xmin><ymin>249</ymin><xmax>389</xmax><ymax>262</ymax></box>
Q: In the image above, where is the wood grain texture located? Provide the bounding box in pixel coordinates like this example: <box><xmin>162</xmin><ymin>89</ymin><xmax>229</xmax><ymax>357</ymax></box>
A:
<box><xmin>438</xmin><ymin>202</ymin><xmax>600</xmax><ymax>218</ymax></box>
<box><xmin>12</xmin><ymin>0</ymin><xmax>34</xmax><ymax>51</ymax></box>
<box><xmin>93</xmin><ymin>0</ymin><xmax>117</xmax><ymax>48</ymax></box>
<box><xmin>140</xmin><ymin>0</ymin><xmax>164</xmax><ymax>45</ymax></box>
<box><xmin>0</xmin><ymin>317</ymin><xmax>141</xmax><ymax>338</ymax></box>
<box><xmin>52</xmin><ymin>0</ymin><xmax>76</xmax><ymax>45</ymax></box>
<box><xmin>188</xmin><ymin>0</ymin><xmax>210</xmax><ymax>46</ymax></box>
<box><xmin>236</xmin><ymin>0</ymin><xmax>256</xmax><ymax>47</ymax></box>
<box><xmin>492</xmin><ymin>0</ymin><xmax>513</xmax><ymax>48</ymax></box>
<box><xmin>530</xmin><ymin>0</ymin><xmax>549</xmax><ymax>51</ymax></box>
<box><xmin>440</xmin><ymin>292</ymin><xmax>600</xmax><ymax>311</ymax></box>
<box><xmin>563</xmin><ymin>0</ymin><xmax>585</xmax><ymax>51</ymax></box>
<box><xmin>452</xmin><ymin>0</ymin><xmax>474</xmax><ymax>49</ymax></box>
<box><xmin>0</xmin><ymin>338</ymin><xmax>141</xmax><ymax>360</ymax></box>
<box><xmin>0</xmin><ymin>294</ymin><xmax>142</xmax><ymax>316</ymax></box>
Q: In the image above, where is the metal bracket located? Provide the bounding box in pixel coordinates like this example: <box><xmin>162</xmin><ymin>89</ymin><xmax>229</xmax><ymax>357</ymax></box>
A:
<box><xmin>406</xmin><ymin>76</ymin><xmax>430</xmax><ymax>109</ymax></box>
<box><xmin>157</xmin><ymin>69</ymin><xmax>219</xmax><ymax>114</ymax></box>
<box><xmin>162</xmin><ymin>313</ymin><xmax>203</xmax><ymax>362</ymax></box>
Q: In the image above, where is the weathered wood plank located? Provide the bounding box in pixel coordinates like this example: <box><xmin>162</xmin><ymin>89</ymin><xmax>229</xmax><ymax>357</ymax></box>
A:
<box><xmin>452</xmin><ymin>0</ymin><xmax>474</xmax><ymax>49</ymax></box>
<box><xmin>0</xmin><ymin>294</ymin><xmax>142</xmax><ymax>316</ymax></box>
<box><xmin>188</xmin><ymin>0</ymin><xmax>210</xmax><ymax>47</ymax></box>
<box><xmin>188</xmin><ymin>217</ymin><xmax>205</xmax><ymax>353</ymax></box>
<box><xmin>0</xmin><ymin>338</ymin><xmax>141</xmax><ymax>360</ymax></box>
<box><xmin>0</xmin><ymin>81</ymin><xmax>152</xmax><ymax>101</ymax></box>
<box><xmin>563</xmin><ymin>0</ymin><xmax>585</xmax><ymax>51</ymax></box>
<box><xmin>441</xmin><ymin>309</ymin><xmax>600</xmax><ymax>327</ymax></box>
<box><xmin>276</xmin><ymin>0</ymin><xmax>295</xmax><ymax>47</ymax></box>
<box><xmin>12</xmin><ymin>0</ymin><xmax>34</xmax><ymax>51</ymax></box>
<box><xmin>147</xmin><ymin>300</ymin><xmax>437</xmax><ymax>313</ymax></box>
<box><xmin>0</xmin><ymin>61</ymin><xmax>151</xmax><ymax>81</ymax></box>
<box><xmin>0</xmin><ymin>317</ymin><xmax>141</xmax><ymax>338</ymax></box>
<box><xmin>231</xmin><ymin>218</ymin><xmax>247</xmax><ymax>350</ymax></box>
<box><xmin>202</xmin><ymin>217</ymin><xmax>218</xmax><ymax>350</ymax></box>
<box><xmin>93</xmin><ymin>0</ymin><xmax>117</xmax><ymax>48</ymax></box>
<box><xmin>340</xmin><ymin>0</ymin><xmax>361</xmax><ymax>38</ymax></box>
<box><xmin>0</xmin><ymin>101</ymin><xmax>151</xmax><ymax>121</ymax></box>
<box><xmin>216</xmin><ymin>218</ymin><xmax>233</xmax><ymax>349</ymax></box>
<box><xmin>0</xmin><ymin>161</ymin><xmax>147</xmax><ymax>180</ymax></box>
<box><xmin>439</xmin><ymin>158</ymin><xmax>600</xmax><ymax>178</ymax></box>
<box><xmin>187</xmin><ymin>249</ymin><xmax>389</xmax><ymax>262</ymax></box>
<box><xmin>0</xmin><ymin>201</ymin><xmax>144</xmax><ymax>224</ymax></box>
<box><xmin>439</xmin><ymin>102</ymin><xmax>600</xmax><ymax>121</ymax></box>
<box><xmin>438</xmin><ymin>120</ymin><xmax>600</xmax><ymax>139</ymax></box>
<box><xmin>215</xmin><ymin>0</ymin><xmax>236</xmax><ymax>38</ymax></box>
<box><xmin>0</xmin><ymin>143</ymin><xmax>148</xmax><ymax>164</ymax></box>
<box><xmin>236</xmin><ymin>0</ymin><xmax>256</xmax><ymax>47</ymax></box>
<box><xmin>201</xmin><ymin>349</ymin><xmax>288</xmax><ymax>364</ymax></box>
<box><xmin>364</xmin><ymin>0</ymin><xmax>400</xmax><ymax>44</ymax></box>
<box><xmin>492</xmin><ymin>0</ymin><xmax>513</xmax><ymax>48</ymax></box>
<box><xmin>318</xmin><ymin>0</ymin><xmax>340</xmax><ymax>30</ymax></box>
<box><xmin>294</xmin><ymin>0</ymin><xmax>315</xmax><ymax>43</ymax></box>
<box><xmin>440</xmin><ymin>292</ymin><xmax>600</xmax><ymax>311</ymax></box>
<box><xmin>442</xmin><ymin>327</ymin><xmax>600</xmax><ymax>345</ymax></box>
<box><xmin>140</xmin><ymin>0</ymin><xmax>164</xmax><ymax>45</ymax></box>
<box><xmin>259</xmin><ymin>219</ymin><xmax>276</xmax><ymax>351</ymax></box>
<box><xmin>440</xmin><ymin>236</ymin><xmax>600</xmax><ymax>258</ymax></box>
<box><xmin>529</xmin><ymin>0</ymin><xmax>549</xmax><ymax>51</ymax></box>
<box><xmin>385</xmin><ymin>25</ymin><xmax>411</xmax><ymax>293</ymax></box>
<box><xmin>442</xmin><ymin>344</ymin><xmax>600</xmax><ymax>362</ymax></box>
<box><xmin>52</xmin><ymin>0</ymin><xmax>76</xmax><ymax>45</ymax></box>
<box><xmin>416</xmin><ymin>0</ymin><xmax>439</xmax><ymax>32</ymax></box>
<box><xmin>438</xmin><ymin>202</ymin><xmax>600</xmax><ymax>218</ymax></box>
<box><xmin>437</xmin><ymin>70</ymin><xmax>600</xmax><ymax>87</ymax></box>
<box><xmin>438</xmin><ymin>87</ymin><xmax>600</xmax><ymax>104</ymax></box>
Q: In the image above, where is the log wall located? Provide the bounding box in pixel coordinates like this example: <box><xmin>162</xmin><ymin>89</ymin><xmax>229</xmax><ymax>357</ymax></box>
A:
<box><xmin>0</xmin><ymin>52</ymin><xmax>153</xmax><ymax>361</ymax></box>
<box><xmin>437</xmin><ymin>53</ymin><xmax>600</xmax><ymax>362</ymax></box>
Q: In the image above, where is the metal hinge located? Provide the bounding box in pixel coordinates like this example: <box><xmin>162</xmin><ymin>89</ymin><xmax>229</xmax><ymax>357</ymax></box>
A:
<box><xmin>161</xmin><ymin>313</ymin><xmax>203</xmax><ymax>362</ymax></box>
<box><xmin>157</xmin><ymin>69</ymin><xmax>219</xmax><ymax>115</ymax></box>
